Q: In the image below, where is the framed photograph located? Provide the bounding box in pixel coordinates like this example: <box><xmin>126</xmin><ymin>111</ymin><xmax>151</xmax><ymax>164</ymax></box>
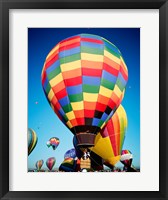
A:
<box><xmin>0</xmin><ymin>0</ymin><xmax>167</xmax><ymax>199</ymax></box>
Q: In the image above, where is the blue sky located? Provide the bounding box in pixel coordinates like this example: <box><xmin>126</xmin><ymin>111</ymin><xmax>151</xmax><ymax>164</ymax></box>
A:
<box><xmin>28</xmin><ymin>28</ymin><xmax>140</xmax><ymax>170</ymax></box>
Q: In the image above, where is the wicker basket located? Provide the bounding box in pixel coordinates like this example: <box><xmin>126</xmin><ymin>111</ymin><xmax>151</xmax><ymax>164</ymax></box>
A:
<box><xmin>80</xmin><ymin>157</ymin><xmax>91</xmax><ymax>169</ymax></box>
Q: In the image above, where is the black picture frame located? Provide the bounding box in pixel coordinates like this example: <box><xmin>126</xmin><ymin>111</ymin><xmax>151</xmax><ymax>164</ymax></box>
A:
<box><xmin>0</xmin><ymin>0</ymin><xmax>167</xmax><ymax>199</ymax></box>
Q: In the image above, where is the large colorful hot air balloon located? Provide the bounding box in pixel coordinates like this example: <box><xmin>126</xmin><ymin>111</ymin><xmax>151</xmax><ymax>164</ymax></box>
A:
<box><xmin>28</xmin><ymin>128</ymin><xmax>38</xmax><ymax>155</ymax></box>
<box><xmin>120</xmin><ymin>150</ymin><xmax>133</xmax><ymax>167</ymax></box>
<box><xmin>64</xmin><ymin>148</ymin><xmax>76</xmax><ymax>159</ymax></box>
<box><xmin>59</xmin><ymin>157</ymin><xmax>77</xmax><ymax>172</ymax></box>
<box><xmin>35</xmin><ymin>160</ymin><xmax>44</xmax><ymax>170</ymax></box>
<box><xmin>46</xmin><ymin>137</ymin><xmax>60</xmax><ymax>150</ymax></box>
<box><xmin>46</xmin><ymin>157</ymin><xmax>56</xmax><ymax>171</ymax></box>
<box><xmin>90</xmin><ymin>104</ymin><xmax>127</xmax><ymax>166</ymax></box>
<box><xmin>41</xmin><ymin>34</ymin><xmax>128</xmax><ymax>150</ymax></box>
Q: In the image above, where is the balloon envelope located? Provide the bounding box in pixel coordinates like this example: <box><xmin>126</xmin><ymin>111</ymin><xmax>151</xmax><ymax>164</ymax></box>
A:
<box><xmin>47</xmin><ymin>137</ymin><xmax>60</xmax><ymax>150</ymax></box>
<box><xmin>35</xmin><ymin>160</ymin><xmax>44</xmax><ymax>170</ymax></box>
<box><xmin>42</xmin><ymin>34</ymin><xmax>128</xmax><ymax>147</ymax></box>
<box><xmin>28</xmin><ymin>128</ymin><xmax>38</xmax><ymax>155</ymax></box>
<box><xmin>64</xmin><ymin>148</ymin><xmax>76</xmax><ymax>159</ymax></box>
<box><xmin>46</xmin><ymin>157</ymin><xmax>56</xmax><ymax>170</ymax></box>
<box><xmin>90</xmin><ymin>104</ymin><xmax>127</xmax><ymax>166</ymax></box>
<box><xmin>59</xmin><ymin>157</ymin><xmax>76</xmax><ymax>172</ymax></box>
<box><xmin>120</xmin><ymin>150</ymin><xmax>133</xmax><ymax>167</ymax></box>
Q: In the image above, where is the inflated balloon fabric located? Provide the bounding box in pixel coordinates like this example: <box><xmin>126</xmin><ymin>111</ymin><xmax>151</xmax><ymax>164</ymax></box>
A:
<box><xmin>42</xmin><ymin>34</ymin><xmax>128</xmax><ymax>137</ymax></box>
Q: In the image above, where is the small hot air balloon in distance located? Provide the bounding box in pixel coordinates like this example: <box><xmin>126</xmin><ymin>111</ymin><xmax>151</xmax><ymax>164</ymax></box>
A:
<box><xmin>64</xmin><ymin>148</ymin><xmax>76</xmax><ymax>159</ymax></box>
<box><xmin>90</xmin><ymin>105</ymin><xmax>127</xmax><ymax>166</ymax></box>
<box><xmin>120</xmin><ymin>150</ymin><xmax>133</xmax><ymax>167</ymax></box>
<box><xmin>42</xmin><ymin>34</ymin><xmax>128</xmax><ymax>156</ymax></box>
<box><xmin>28</xmin><ymin>128</ymin><xmax>38</xmax><ymax>155</ymax></box>
<box><xmin>46</xmin><ymin>157</ymin><xmax>56</xmax><ymax>171</ymax></box>
<box><xmin>35</xmin><ymin>160</ymin><xmax>44</xmax><ymax>171</ymax></box>
<box><xmin>120</xmin><ymin>150</ymin><xmax>137</xmax><ymax>172</ymax></box>
<box><xmin>46</xmin><ymin>137</ymin><xmax>60</xmax><ymax>150</ymax></box>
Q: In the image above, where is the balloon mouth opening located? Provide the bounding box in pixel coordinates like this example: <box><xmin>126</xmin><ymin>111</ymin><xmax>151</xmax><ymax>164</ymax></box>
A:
<box><xmin>121</xmin><ymin>159</ymin><xmax>133</xmax><ymax>167</ymax></box>
<box><xmin>76</xmin><ymin>132</ymin><xmax>96</xmax><ymax>148</ymax></box>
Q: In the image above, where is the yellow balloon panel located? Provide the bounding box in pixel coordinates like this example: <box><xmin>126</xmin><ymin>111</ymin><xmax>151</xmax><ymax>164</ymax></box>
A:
<box><xmin>90</xmin><ymin>105</ymin><xmax>127</xmax><ymax>166</ymax></box>
<box><xmin>90</xmin><ymin>134</ymin><xmax>115</xmax><ymax>159</ymax></box>
<box><xmin>106</xmin><ymin>155</ymin><xmax>121</xmax><ymax>166</ymax></box>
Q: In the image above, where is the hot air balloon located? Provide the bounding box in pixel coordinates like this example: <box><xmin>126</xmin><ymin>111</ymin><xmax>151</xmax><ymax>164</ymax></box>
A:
<box><xmin>120</xmin><ymin>150</ymin><xmax>133</xmax><ymax>167</ymax></box>
<box><xmin>90</xmin><ymin>105</ymin><xmax>127</xmax><ymax>166</ymax></box>
<box><xmin>46</xmin><ymin>157</ymin><xmax>56</xmax><ymax>171</ymax></box>
<box><xmin>46</xmin><ymin>137</ymin><xmax>60</xmax><ymax>150</ymax></box>
<box><xmin>42</xmin><ymin>34</ymin><xmax>128</xmax><ymax>153</ymax></box>
<box><xmin>59</xmin><ymin>157</ymin><xmax>77</xmax><ymax>172</ymax></box>
<box><xmin>28</xmin><ymin>128</ymin><xmax>38</xmax><ymax>155</ymax></box>
<box><xmin>35</xmin><ymin>160</ymin><xmax>44</xmax><ymax>171</ymax></box>
<box><xmin>64</xmin><ymin>148</ymin><xmax>76</xmax><ymax>159</ymax></box>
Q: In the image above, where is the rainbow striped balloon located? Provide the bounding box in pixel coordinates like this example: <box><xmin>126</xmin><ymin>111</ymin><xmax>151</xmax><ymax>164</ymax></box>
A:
<box><xmin>90</xmin><ymin>105</ymin><xmax>127</xmax><ymax>166</ymax></box>
<box><xmin>42</xmin><ymin>34</ymin><xmax>128</xmax><ymax>146</ymax></box>
<box><xmin>59</xmin><ymin>157</ymin><xmax>76</xmax><ymax>172</ymax></box>
<box><xmin>35</xmin><ymin>159</ymin><xmax>44</xmax><ymax>170</ymax></box>
<box><xmin>28</xmin><ymin>128</ymin><xmax>38</xmax><ymax>155</ymax></box>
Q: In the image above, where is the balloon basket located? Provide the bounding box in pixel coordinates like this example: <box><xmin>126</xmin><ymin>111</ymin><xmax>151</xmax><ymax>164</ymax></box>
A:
<box><xmin>80</xmin><ymin>157</ymin><xmax>91</xmax><ymax>170</ymax></box>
